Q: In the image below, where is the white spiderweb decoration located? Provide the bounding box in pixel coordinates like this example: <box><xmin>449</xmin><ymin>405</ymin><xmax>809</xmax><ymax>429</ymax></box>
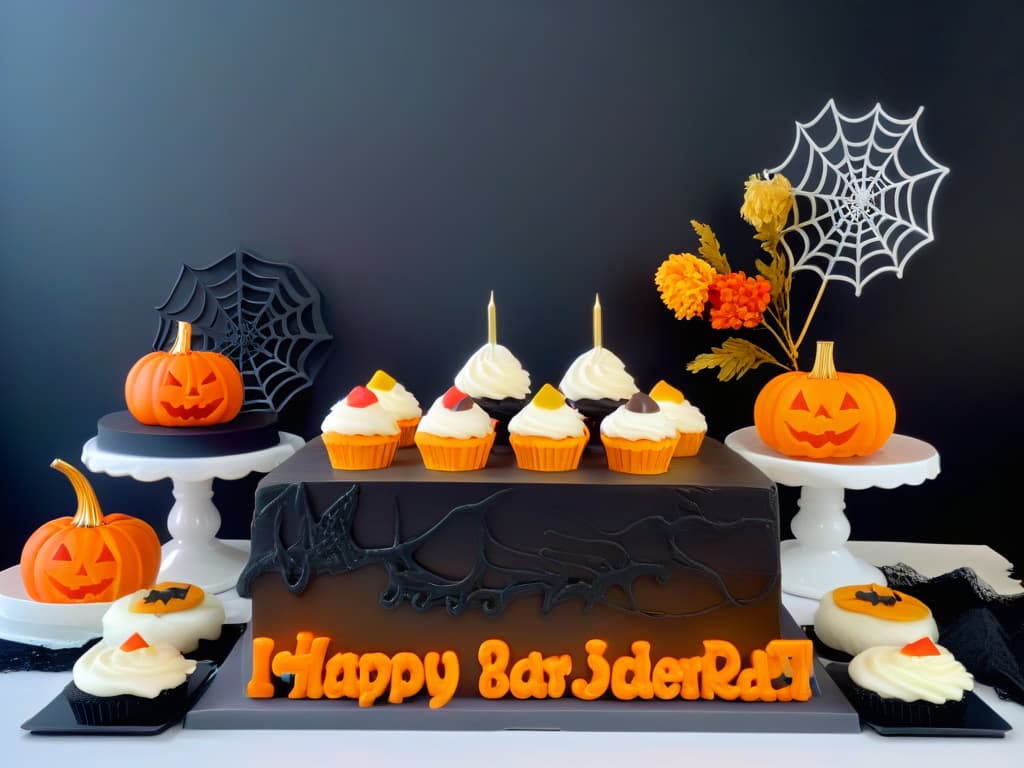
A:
<box><xmin>768</xmin><ymin>99</ymin><xmax>949</xmax><ymax>296</ymax></box>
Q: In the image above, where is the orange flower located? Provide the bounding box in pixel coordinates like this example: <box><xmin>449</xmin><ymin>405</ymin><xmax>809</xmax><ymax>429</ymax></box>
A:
<box><xmin>708</xmin><ymin>271</ymin><xmax>772</xmax><ymax>329</ymax></box>
<box><xmin>655</xmin><ymin>253</ymin><xmax>717</xmax><ymax>320</ymax></box>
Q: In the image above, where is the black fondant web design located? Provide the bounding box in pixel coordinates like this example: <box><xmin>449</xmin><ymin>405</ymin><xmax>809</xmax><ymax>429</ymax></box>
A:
<box><xmin>153</xmin><ymin>250</ymin><xmax>332</xmax><ymax>412</ymax></box>
<box><xmin>237</xmin><ymin>483</ymin><xmax>778</xmax><ymax>619</ymax></box>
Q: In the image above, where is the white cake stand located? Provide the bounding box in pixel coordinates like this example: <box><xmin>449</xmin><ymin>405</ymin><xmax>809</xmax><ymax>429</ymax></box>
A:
<box><xmin>724</xmin><ymin>427</ymin><xmax>940</xmax><ymax>600</ymax></box>
<box><xmin>81</xmin><ymin>432</ymin><xmax>306</xmax><ymax>594</ymax></box>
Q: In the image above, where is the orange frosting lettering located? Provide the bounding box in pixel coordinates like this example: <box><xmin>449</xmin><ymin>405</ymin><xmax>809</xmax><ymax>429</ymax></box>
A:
<box><xmin>764</xmin><ymin>639</ymin><xmax>814</xmax><ymax>702</ymax></box>
<box><xmin>323</xmin><ymin>651</ymin><xmax>360</xmax><ymax>699</ymax></box>
<box><xmin>388</xmin><ymin>652</ymin><xmax>425</xmax><ymax>704</ymax></box>
<box><xmin>247</xmin><ymin>636</ymin><xmax>276</xmax><ymax>698</ymax></box>
<box><xmin>542</xmin><ymin>654</ymin><xmax>573</xmax><ymax>698</ymax></box>
<box><xmin>677</xmin><ymin>656</ymin><xmax>703</xmax><ymax>700</ymax></box>
<box><xmin>271</xmin><ymin>632</ymin><xmax>330</xmax><ymax>699</ymax></box>
<box><xmin>510</xmin><ymin>651</ymin><xmax>548</xmax><ymax>699</ymax></box>
<box><xmin>478</xmin><ymin>639</ymin><xmax>511</xmax><ymax>699</ymax></box>
<box><xmin>425</xmin><ymin>650</ymin><xmax>459</xmax><ymax>709</ymax></box>
<box><xmin>570</xmin><ymin>639</ymin><xmax>611</xmax><ymax>700</ymax></box>
<box><xmin>357</xmin><ymin>652</ymin><xmax>392</xmax><ymax>707</ymax></box>
<box><xmin>737</xmin><ymin>649</ymin><xmax>776</xmax><ymax>702</ymax></box>
<box><xmin>700</xmin><ymin>640</ymin><xmax>740</xmax><ymax>701</ymax></box>
<box><xmin>610</xmin><ymin>640</ymin><xmax>654</xmax><ymax>700</ymax></box>
<box><xmin>651</xmin><ymin>656</ymin><xmax>683</xmax><ymax>700</ymax></box>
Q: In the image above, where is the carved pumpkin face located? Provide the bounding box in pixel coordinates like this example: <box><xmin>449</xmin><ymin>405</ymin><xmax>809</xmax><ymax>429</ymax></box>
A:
<box><xmin>754</xmin><ymin>341</ymin><xmax>895</xmax><ymax>459</ymax></box>
<box><xmin>125</xmin><ymin>321</ymin><xmax>244</xmax><ymax>427</ymax></box>
<box><xmin>20</xmin><ymin>460</ymin><xmax>162</xmax><ymax>604</ymax></box>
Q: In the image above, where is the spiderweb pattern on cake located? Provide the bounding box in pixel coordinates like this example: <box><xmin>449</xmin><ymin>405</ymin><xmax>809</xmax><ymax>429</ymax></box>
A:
<box><xmin>153</xmin><ymin>250</ymin><xmax>332</xmax><ymax>412</ymax></box>
<box><xmin>768</xmin><ymin>99</ymin><xmax>949</xmax><ymax>296</ymax></box>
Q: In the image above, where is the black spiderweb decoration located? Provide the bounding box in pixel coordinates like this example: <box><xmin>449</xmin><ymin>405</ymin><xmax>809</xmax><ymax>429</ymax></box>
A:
<box><xmin>152</xmin><ymin>250</ymin><xmax>332</xmax><ymax>412</ymax></box>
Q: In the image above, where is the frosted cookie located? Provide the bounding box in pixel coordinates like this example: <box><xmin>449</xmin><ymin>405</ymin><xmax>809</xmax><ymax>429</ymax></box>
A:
<box><xmin>102</xmin><ymin>581</ymin><xmax>225</xmax><ymax>654</ymax></box>
<box><xmin>813</xmin><ymin>583</ymin><xmax>938</xmax><ymax>657</ymax></box>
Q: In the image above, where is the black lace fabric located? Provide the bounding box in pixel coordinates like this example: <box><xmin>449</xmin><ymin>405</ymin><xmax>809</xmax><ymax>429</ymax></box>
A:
<box><xmin>881</xmin><ymin>563</ymin><xmax>1024</xmax><ymax>705</ymax></box>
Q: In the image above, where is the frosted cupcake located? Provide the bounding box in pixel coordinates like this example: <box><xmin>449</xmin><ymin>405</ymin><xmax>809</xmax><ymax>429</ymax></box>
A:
<box><xmin>599</xmin><ymin>392</ymin><xmax>677</xmax><ymax>475</ymax></box>
<box><xmin>559</xmin><ymin>346</ymin><xmax>639</xmax><ymax>445</ymax></box>
<box><xmin>65</xmin><ymin>632</ymin><xmax>197</xmax><ymax>725</ymax></box>
<box><xmin>366</xmin><ymin>369</ymin><xmax>422</xmax><ymax>447</ymax></box>
<box><xmin>321</xmin><ymin>386</ymin><xmax>401</xmax><ymax>470</ymax></box>
<box><xmin>649</xmin><ymin>380</ymin><xmax>707</xmax><ymax>457</ymax></box>
<box><xmin>508</xmin><ymin>383</ymin><xmax>589</xmax><ymax>472</ymax></box>
<box><xmin>454</xmin><ymin>342</ymin><xmax>531</xmax><ymax>444</ymax></box>
<box><xmin>415</xmin><ymin>385</ymin><xmax>497</xmax><ymax>471</ymax></box>
<box><xmin>847</xmin><ymin>638</ymin><xmax>974</xmax><ymax>726</ymax></box>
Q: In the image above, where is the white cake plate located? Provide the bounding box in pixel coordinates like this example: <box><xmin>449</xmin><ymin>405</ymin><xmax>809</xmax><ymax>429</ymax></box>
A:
<box><xmin>725</xmin><ymin>427</ymin><xmax>940</xmax><ymax>600</ymax></box>
<box><xmin>82</xmin><ymin>433</ymin><xmax>305</xmax><ymax>594</ymax></box>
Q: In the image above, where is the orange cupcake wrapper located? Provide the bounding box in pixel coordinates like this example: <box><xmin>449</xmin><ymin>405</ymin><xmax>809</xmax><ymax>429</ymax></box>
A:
<box><xmin>673</xmin><ymin>431</ymin><xmax>705</xmax><ymax>457</ymax></box>
<box><xmin>396</xmin><ymin>417</ymin><xmax>420</xmax><ymax>448</ymax></box>
<box><xmin>322</xmin><ymin>432</ymin><xmax>400</xmax><ymax>470</ymax></box>
<box><xmin>509</xmin><ymin>427</ymin><xmax>590</xmax><ymax>472</ymax></box>
<box><xmin>414</xmin><ymin>429</ymin><xmax>496</xmax><ymax>471</ymax></box>
<box><xmin>600</xmin><ymin>434</ymin><xmax>676</xmax><ymax>475</ymax></box>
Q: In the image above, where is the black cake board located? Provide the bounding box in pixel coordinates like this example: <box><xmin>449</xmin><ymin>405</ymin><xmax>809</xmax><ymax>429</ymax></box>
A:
<box><xmin>185</xmin><ymin>611</ymin><xmax>860</xmax><ymax>733</ymax></box>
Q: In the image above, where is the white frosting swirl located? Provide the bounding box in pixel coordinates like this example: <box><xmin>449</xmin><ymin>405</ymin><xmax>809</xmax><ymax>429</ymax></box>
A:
<box><xmin>102</xmin><ymin>589</ymin><xmax>225</xmax><ymax>654</ymax></box>
<box><xmin>656</xmin><ymin>399</ymin><xmax>707</xmax><ymax>433</ymax></box>
<box><xmin>813</xmin><ymin>591</ymin><xmax>938</xmax><ymax>657</ymax></box>
<box><xmin>368</xmin><ymin>381</ymin><xmax>422</xmax><ymax>421</ymax></box>
<box><xmin>600</xmin><ymin>403</ymin><xmax>677</xmax><ymax>441</ymax></box>
<box><xmin>454</xmin><ymin>343</ymin><xmax>531</xmax><ymax>400</ymax></box>
<box><xmin>321</xmin><ymin>396</ymin><xmax>399</xmax><ymax>436</ymax></box>
<box><xmin>558</xmin><ymin>347</ymin><xmax>638</xmax><ymax>401</ymax></box>
<box><xmin>848</xmin><ymin>644</ymin><xmax>974</xmax><ymax>704</ymax></box>
<box><xmin>508</xmin><ymin>401</ymin><xmax>586</xmax><ymax>439</ymax></box>
<box><xmin>73</xmin><ymin>640</ymin><xmax>197</xmax><ymax>699</ymax></box>
<box><xmin>418</xmin><ymin>395</ymin><xmax>494</xmax><ymax>439</ymax></box>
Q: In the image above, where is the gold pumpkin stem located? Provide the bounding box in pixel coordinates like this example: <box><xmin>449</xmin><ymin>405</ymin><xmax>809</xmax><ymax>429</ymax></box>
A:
<box><xmin>51</xmin><ymin>459</ymin><xmax>105</xmax><ymax>528</ymax></box>
<box><xmin>807</xmin><ymin>340</ymin><xmax>837</xmax><ymax>380</ymax></box>
<box><xmin>170</xmin><ymin>321</ymin><xmax>193</xmax><ymax>354</ymax></box>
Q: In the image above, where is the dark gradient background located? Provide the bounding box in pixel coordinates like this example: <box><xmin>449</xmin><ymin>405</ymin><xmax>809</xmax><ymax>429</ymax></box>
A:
<box><xmin>1</xmin><ymin>2</ymin><xmax>1021</xmax><ymax>574</ymax></box>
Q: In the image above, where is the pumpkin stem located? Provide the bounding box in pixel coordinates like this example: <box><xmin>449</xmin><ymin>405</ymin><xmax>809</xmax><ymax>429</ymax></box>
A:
<box><xmin>170</xmin><ymin>321</ymin><xmax>193</xmax><ymax>354</ymax></box>
<box><xmin>807</xmin><ymin>340</ymin><xmax>837</xmax><ymax>380</ymax></box>
<box><xmin>51</xmin><ymin>459</ymin><xmax>105</xmax><ymax>528</ymax></box>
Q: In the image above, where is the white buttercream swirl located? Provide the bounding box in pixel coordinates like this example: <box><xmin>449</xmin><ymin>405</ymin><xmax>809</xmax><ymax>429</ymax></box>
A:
<box><xmin>848</xmin><ymin>644</ymin><xmax>974</xmax><ymax>704</ymax></box>
<box><xmin>418</xmin><ymin>395</ymin><xmax>494</xmax><ymax>439</ymax></box>
<box><xmin>600</xmin><ymin>403</ymin><xmax>677</xmax><ymax>442</ymax></box>
<box><xmin>72</xmin><ymin>640</ymin><xmax>197</xmax><ymax>699</ymax></box>
<box><xmin>368</xmin><ymin>380</ymin><xmax>422</xmax><ymax>421</ymax></box>
<box><xmin>102</xmin><ymin>589</ymin><xmax>225</xmax><ymax>654</ymax></box>
<box><xmin>558</xmin><ymin>347</ymin><xmax>638</xmax><ymax>401</ymax></box>
<box><xmin>508</xmin><ymin>400</ymin><xmax>586</xmax><ymax>439</ymax></box>
<box><xmin>321</xmin><ymin>396</ymin><xmax>400</xmax><ymax>436</ymax></box>
<box><xmin>655</xmin><ymin>399</ymin><xmax>707</xmax><ymax>434</ymax></box>
<box><xmin>454</xmin><ymin>343</ymin><xmax>531</xmax><ymax>400</ymax></box>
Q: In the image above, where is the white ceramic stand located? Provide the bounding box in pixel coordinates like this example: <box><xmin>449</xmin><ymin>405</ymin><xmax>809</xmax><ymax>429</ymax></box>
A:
<box><xmin>724</xmin><ymin>427</ymin><xmax>940</xmax><ymax>599</ymax></box>
<box><xmin>81</xmin><ymin>433</ymin><xmax>306</xmax><ymax>593</ymax></box>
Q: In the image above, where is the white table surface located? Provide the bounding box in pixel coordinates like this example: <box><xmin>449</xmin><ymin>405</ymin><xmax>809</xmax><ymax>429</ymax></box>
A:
<box><xmin>3</xmin><ymin>542</ymin><xmax>1021</xmax><ymax>768</ymax></box>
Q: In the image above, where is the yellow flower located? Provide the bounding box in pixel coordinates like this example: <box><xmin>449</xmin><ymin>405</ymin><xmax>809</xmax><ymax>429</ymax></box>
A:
<box><xmin>655</xmin><ymin>253</ymin><xmax>717</xmax><ymax>320</ymax></box>
<box><xmin>740</xmin><ymin>173</ymin><xmax>793</xmax><ymax>239</ymax></box>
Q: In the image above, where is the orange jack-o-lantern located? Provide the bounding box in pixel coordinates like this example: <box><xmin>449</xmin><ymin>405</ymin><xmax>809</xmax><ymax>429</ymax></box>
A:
<box><xmin>20</xmin><ymin>460</ymin><xmax>162</xmax><ymax>603</ymax></box>
<box><xmin>125</xmin><ymin>321</ymin><xmax>244</xmax><ymax>427</ymax></box>
<box><xmin>754</xmin><ymin>340</ymin><xmax>895</xmax><ymax>459</ymax></box>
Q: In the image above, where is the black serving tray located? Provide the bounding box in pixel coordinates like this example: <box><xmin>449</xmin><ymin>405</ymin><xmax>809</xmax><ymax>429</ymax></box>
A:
<box><xmin>22</xmin><ymin>661</ymin><xmax>217</xmax><ymax>736</ymax></box>
<box><xmin>825</xmin><ymin>662</ymin><xmax>1012</xmax><ymax>738</ymax></box>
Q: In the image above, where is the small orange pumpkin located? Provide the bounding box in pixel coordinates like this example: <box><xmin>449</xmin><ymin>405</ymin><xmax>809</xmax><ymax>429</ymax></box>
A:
<box><xmin>20</xmin><ymin>460</ymin><xmax>162</xmax><ymax>603</ymax></box>
<box><xmin>125</xmin><ymin>321</ymin><xmax>244</xmax><ymax>427</ymax></box>
<box><xmin>753</xmin><ymin>340</ymin><xmax>895</xmax><ymax>459</ymax></box>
